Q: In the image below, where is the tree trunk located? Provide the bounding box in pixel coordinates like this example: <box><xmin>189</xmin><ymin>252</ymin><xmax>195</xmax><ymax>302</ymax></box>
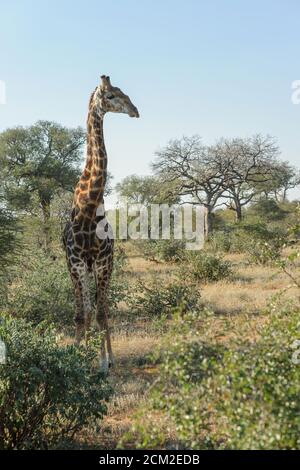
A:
<box><xmin>234</xmin><ymin>199</ymin><xmax>243</xmax><ymax>222</ymax></box>
<box><xmin>40</xmin><ymin>198</ymin><xmax>51</xmax><ymax>250</ymax></box>
<box><xmin>282</xmin><ymin>188</ymin><xmax>288</xmax><ymax>202</ymax></box>
<box><xmin>204</xmin><ymin>206</ymin><xmax>213</xmax><ymax>239</ymax></box>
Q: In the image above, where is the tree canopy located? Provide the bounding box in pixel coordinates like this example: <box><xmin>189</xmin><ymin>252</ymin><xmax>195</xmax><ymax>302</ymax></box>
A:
<box><xmin>0</xmin><ymin>120</ymin><xmax>85</xmax><ymax>247</ymax></box>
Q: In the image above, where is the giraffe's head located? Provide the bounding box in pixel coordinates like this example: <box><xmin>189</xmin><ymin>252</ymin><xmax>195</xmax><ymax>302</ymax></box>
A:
<box><xmin>93</xmin><ymin>75</ymin><xmax>139</xmax><ymax>118</ymax></box>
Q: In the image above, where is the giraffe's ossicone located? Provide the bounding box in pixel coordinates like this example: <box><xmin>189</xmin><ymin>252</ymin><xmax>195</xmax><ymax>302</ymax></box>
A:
<box><xmin>63</xmin><ymin>75</ymin><xmax>139</xmax><ymax>372</ymax></box>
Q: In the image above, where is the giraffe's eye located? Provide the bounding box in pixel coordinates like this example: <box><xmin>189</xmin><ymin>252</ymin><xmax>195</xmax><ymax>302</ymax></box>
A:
<box><xmin>107</xmin><ymin>95</ymin><xmax>114</xmax><ymax>100</ymax></box>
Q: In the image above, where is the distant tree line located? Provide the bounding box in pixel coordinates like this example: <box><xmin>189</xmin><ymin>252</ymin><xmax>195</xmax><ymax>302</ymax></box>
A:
<box><xmin>116</xmin><ymin>134</ymin><xmax>300</xmax><ymax>238</ymax></box>
<box><xmin>0</xmin><ymin>123</ymin><xmax>299</xmax><ymax>254</ymax></box>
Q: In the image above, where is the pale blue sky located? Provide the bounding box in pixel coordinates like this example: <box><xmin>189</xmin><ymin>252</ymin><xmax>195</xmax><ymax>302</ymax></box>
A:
<box><xmin>1</xmin><ymin>0</ymin><xmax>300</xmax><ymax>200</ymax></box>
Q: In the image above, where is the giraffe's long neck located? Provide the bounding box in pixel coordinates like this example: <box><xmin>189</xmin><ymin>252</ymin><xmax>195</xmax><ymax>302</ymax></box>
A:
<box><xmin>72</xmin><ymin>100</ymin><xmax>107</xmax><ymax>222</ymax></box>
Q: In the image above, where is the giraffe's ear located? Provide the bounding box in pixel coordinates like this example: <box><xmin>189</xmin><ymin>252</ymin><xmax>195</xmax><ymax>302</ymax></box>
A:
<box><xmin>100</xmin><ymin>75</ymin><xmax>112</xmax><ymax>90</ymax></box>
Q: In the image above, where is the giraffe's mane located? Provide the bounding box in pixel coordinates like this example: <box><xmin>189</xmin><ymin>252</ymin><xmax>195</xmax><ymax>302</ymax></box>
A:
<box><xmin>88</xmin><ymin>87</ymin><xmax>98</xmax><ymax>109</ymax></box>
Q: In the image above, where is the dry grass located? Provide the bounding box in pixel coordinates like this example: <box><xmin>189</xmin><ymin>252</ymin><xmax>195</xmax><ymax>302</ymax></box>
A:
<box><xmin>69</xmin><ymin>246</ymin><xmax>298</xmax><ymax>449</ymax></box>
<box><xmin>71</xmin><ymin>327</ymin><xmax>160</xmax><ymax>449</ymax></box>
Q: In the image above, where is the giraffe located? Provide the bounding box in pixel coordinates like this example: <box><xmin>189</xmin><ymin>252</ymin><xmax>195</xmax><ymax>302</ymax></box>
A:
<box><xmin>63</xmin><ymin>75</ymin><xmax>139</xmax><ymax>372</ymax></box>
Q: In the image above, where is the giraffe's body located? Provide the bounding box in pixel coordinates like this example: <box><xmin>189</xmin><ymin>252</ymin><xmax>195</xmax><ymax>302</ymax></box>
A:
<box><xmin>63</xmin><ymin>75</ymin><xmax>139</xmax><ymax>371</ymax></box>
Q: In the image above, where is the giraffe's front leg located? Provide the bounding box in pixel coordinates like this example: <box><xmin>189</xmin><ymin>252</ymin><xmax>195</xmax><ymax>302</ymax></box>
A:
<box><xmin>71</xmin><ymin>263</ymin><xmax>92</xmax><ymax>345</ymax></box>
<box><xmin>73</xmin><ymin>283</ymin><xmax>85</xmax><ymax>345</ymax></box>
<box><xmin>95</xmin><ymin>291</ymin><xmax>110</xmax><ymax>373</ymax></box>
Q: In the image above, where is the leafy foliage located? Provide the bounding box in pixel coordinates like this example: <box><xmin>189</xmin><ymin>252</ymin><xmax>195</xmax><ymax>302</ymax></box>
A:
<box><xmin>4</xmin><ymin>247</ymin><xmax>74</xmax><ymax>331</ymax></box>
<box><xmin>210</xmin><ymin>222</ymin><xmax>286</xmax><ymax>265</ymax></box>
<box><xmin>129</xmin><ymin>298</ymin><xmax>300</xmax><ymax>450</ymax></box>
<box><xmin>127</xmin><ymin>279</ymin><xmax>201</xmax><ymax>318</ymax></box>
<box><xmin>0</xmin><ymin>208</ymin><xmax>20</xmax><ymax>273</ymax></box>
<box><xmin>215</xmin><ymin>300</ymin><xmax>300</xmax><ymax>449</ymax></box>
<box><xmin>182</xmin><ymin>251</ymin><xmax>233</xmax><ymax>282</ymax></box>
<box><xmin>116</xmin><ymin>174</ymin><xmax>177</xmax><ymax>204</ymax></box>
<box><xmin>0</xmin><ymin>121</ymin><xmax>85</xmax><ymax>210</ymax></box>
<box><xmin>248</xmin><ymin>199</ymin><xmax>288</xmax><ymax>222</ymax></box>
<box><xmin>0</xmin><ymin>316</ymin><xmax>111</xmax><ymax>449</ymax></box>
<box><xmin>138</xmin><ymin>239</ymin><xmax>185</xmax><ymax>263</ymax></box>
<box><xmin>0</xmin><ymin>121</ymin><xmax>85</xmax><ymax>248</ymax></box>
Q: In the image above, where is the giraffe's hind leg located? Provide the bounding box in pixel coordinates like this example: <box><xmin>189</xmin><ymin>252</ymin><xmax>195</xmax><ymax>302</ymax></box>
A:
<box><xmin>94</xmin><ymin>262</ymin><xmax>114</xmax><ymax>372</ymax></box>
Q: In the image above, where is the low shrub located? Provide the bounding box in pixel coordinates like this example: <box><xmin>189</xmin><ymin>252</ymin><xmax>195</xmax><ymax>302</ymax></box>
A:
<box><xmin>215</xmin><ymin>299</ymin><xmax>300</xmax><ymax>449</ymax></box>
<box><xmin>209</xmin><ymin>230</ymin><xmax>232</xmax><ymax>253</ymax></box>
<box><xmin>6</xmin><ymin>249</ymin><xmax>74</xmax><ymax>331</ymax></box>
<box><xmin>0</xmin><ymin>315</ymin><xmax>112</xmax><ymax>449</ymax></box>
<box><xmin>127</xmin><ymin>279</ymin><xmax>201</xmax><ymax>318</ymax></box>
<box><xmin>246</xmin><ymin>238</ymin><xmax>283</xmax><ymax>265</ymax></box>
<box><xmin>182</xmin><ymin>251</ymin><xmax>232</xmax><ymax>283</ymax></box>
<box><xmin>213</xmin><ymin>222</ymin><xmax>287</xmax><ymax>264</ymax></box>
<box><xmin>122</xmin><ymin>310</ymin><xmax>222</xmax><ymax>449</ymax></box>
<box><xmin>137</xmin><ymin>239</ymin><xmax>185</xmax><ymax>263</ymax></box>
<box><xmin>126</xmin><ymin>296</ymin><xmax>300</xmax><ymax>449</ymax></box>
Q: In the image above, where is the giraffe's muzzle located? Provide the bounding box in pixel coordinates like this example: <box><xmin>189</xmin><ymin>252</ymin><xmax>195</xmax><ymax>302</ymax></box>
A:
<box><xmin>130</xmin><ymin>107</ymin><xmax>139</xmax><ymax>118</ymax></box>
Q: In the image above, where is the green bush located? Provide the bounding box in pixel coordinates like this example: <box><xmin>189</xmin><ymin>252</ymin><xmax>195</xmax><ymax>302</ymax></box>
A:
<box><xmin>182</xmin><ymin>251</ymin><xmax>232</xmax><ymax>283</ymax></box>
<box><xmin>122</xmin><ymin>310</ymin><xmax>221</xmax><ymax>449</ymax></box>
<box><xmin>238</xmin><ymin>223</ymin><xmax>285</xmax><ymax>264</ymax></box>
<box><xmin>0</xmin><ymin>208</ymin><xmax>20</xmax><ymax>273</ymax></box>
<box><xmin>215</xmin><ymin>300</ymin><xmax>300</xmax><ymax>449</ymax></box>
<box><xmin>128</xmin><ymin>296</ymin><xmax>300</xmax><ymax>449</ymax></box>
<box><xmin>0</xmin><ymin>315</ymin><xmax>112</xmax><ymax>449</ymax></box>
<box><xmin>138</xmin><ymin>239</ymin><xmax>185</xmax><ymax>263</ymax></box>
<box><xmin>246</xmin><ymin>239</ymin><xmax>284</xmax><ymax>265</ymax></box>
<box><xmin>213</xmin><ymin>222</ymin><xmax>286</xmax><ymax>264</ymax></box>
<box><xmin>6</xmin><ymin>249</ymin><xmax>74</xmax><ymax>331</ymax></box>
<box><xmin>149</xmin><ymin>314</ymin><xmax>222</xmax><ymax>449</ymax></box>
<box><xmin>209</xmin><ymin>230</ymin><xmax>232</xmax><ymax>253</ymax></box>
<box><xmin>127</xmin><ymin>279</ymin><xmax>201</xmax><ymax>318</ymax></box>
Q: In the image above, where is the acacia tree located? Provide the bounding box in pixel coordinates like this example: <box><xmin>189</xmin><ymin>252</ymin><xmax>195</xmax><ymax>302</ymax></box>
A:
<box><xmin>0</xmin><ymin>121</ymin><xmax>85</xmax><ymax>248</ymax></box>
<box><xmin>211</xmin><ymin>135</ymin><xmax>280</xmax><ymax>221</ymax></box>
<box><xmin>152</xmin><ymin>135</ymin><xmax>226</xmax><ymax>237</ymax></box>
<box><xmin>116</xmin><ymin>174</ymin><xmax>179</xmax><ymax>205</ymax></box>
<box><xmin>264</xmin><ymin>161</ymin><xmax>300</xmax><ymax>202</ymax></box>
<box><xmin>116</xmin><ymin>175</ymin><xmax>158</xmax><ymax>204</ymax></box>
